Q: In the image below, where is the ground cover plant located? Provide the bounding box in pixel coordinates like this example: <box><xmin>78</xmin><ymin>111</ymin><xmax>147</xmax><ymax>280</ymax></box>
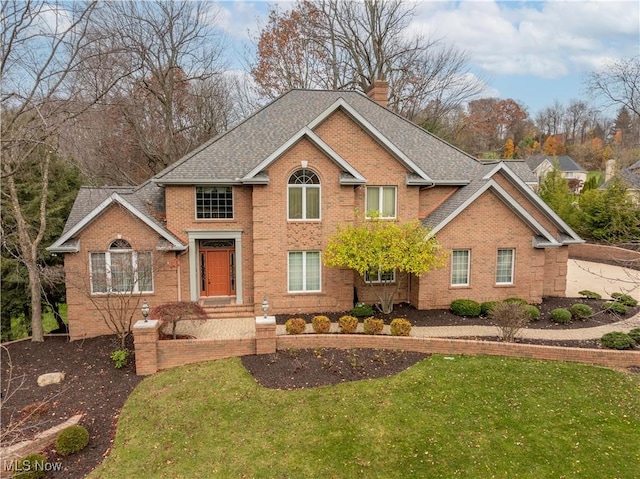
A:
<box><xmin>90</xmin><ymin>356</ymin><xmax>640</xmax><ymax>479</ymax></box>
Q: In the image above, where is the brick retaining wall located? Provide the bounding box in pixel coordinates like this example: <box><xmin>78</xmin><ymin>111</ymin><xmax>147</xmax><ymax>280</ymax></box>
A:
<box><xmin>569</xmin><ymin>243</ymin><xmax>640</xmax><ymax>266</ymax></box>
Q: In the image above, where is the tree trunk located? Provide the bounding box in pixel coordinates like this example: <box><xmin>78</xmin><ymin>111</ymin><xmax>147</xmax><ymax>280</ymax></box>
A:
<box><xmin>28</xmin><ymin>264</ymin><xmax>44</xmax><ymax>342</ymax></box>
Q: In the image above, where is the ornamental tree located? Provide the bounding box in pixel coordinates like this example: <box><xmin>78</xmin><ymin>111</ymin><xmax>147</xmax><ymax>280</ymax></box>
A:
<box><xmin>324</xmin><ymin>218</ymin><xmax>446</xmax><ymax>313</ymax></box>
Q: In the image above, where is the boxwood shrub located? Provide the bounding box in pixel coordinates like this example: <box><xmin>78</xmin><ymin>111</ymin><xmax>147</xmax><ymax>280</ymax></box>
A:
<box><xmin>610</xmin><ymin>292</ymin><xmax>638</xmax><ymax>307</ymax></box>
<box><xmin>525</xmin><ymin>305</ymin><xmax>540</xmax><ymax>321</ymax></box>
<box><xmin>363</xmin><ymin>317</ymin><xmax>384</xmax><ymax>335</ymax></box>
<box><xmin>578</xmin><ymin>290</ymin><xmax>601</xmax><ymax>300</ymax></box>
<box><xmin>16</xmin><ymin>454</ymin><xmax>47</xmax><ymax>479</ymax></box>
<box><xmin>504</xmin><ymin>297</ymin><xmax>528</xmax><ymax>305</ymax></box>
<box><xmin>56</xmin><ymin>425</ymin><xmax>89</xmax><ymax>456</ymax></box>
<box><xmin>570</xmin><ymin>303</ymin><xmax>593</xmax><ymax>320</ymax></box>
<box><xmin>285</xmin><ymin>318</ymin><xmax>307</xmax><ymax>335</ymax></box>
<box><xmin>603</xmin><ymin>301</ymin><xmax>628</xmax><ymax>315</ymax></box>
<box><xmin>550</xmin><ymin>308</ymin><xmax>572</xmax><ymax>324</ymax></box>
<box><xmin>450</xmin><ymin>299</ymin><xmax>481</xmax><ymax>317</ymax></box>
<box><xmin>628</xmin><ymin>328</ymin><xmax>640</xmax><ymax>344</ymax></box>
<box><xmin>480</xmin><ymin>301</ymin><xmax>500</xmax><ymax>316</ymax></box>
<box><xmin>311</xmin><ymin>315</ymin><xmax>331</xmax><ymax>334</ymax></box>
<box><xmin>390</xmin><ymin>318</ymin><xmax>412</xmax><ymax>336</ymax></box>
<box><xmin>600</xmin><ymin>331</ymin><xmax>636</xmax><ymax>350</ymax></box>
<box><xmin>338</xmin><ymin>315</ymin><xmax>358</xmax><ymax>334</ymax></box>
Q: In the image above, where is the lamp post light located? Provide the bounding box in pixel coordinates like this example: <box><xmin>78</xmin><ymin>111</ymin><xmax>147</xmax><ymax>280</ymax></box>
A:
<box><xmin>141</xmin><ymin>299</ymin><xmax>150</xmax><ymax>322</ymax></box>
<box><xmin>261</xmin><ymin>297</ymin><xmax>269</xmax><ymax>319</ymax></box>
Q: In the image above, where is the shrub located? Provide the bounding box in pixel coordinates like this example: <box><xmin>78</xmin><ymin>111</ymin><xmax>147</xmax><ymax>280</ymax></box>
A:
<box><xmin>578</xmin><ymin>290</ymin><xmax>601</xmax><ymax>300</ymax></box>
<box><xmin>285</xmin><ymin>318</ymin><xmax>307</xmax><ymax>335</ymax></box>
<box><xmin>570</xmin><ymin>303</ymin><xmax>592</xmax><ymax>320</ymax></box>
<box><xmin>600</xmin><ymin>332</ymin><xmax>636</xmax><ymax>350</ymax></box>
<box><xmin>489</xmin><ymin>301</ymin><xmax>530</xmax><ymax>342</ymax></box>
<box><xmin>603</xmin><ymin>301</ymin><xmax>628</xmax><ymax>315</ymax></box>
<box><xmin>311</xmin><ymin>315</ymin><xmax>331</xmax><ymax>334</ymax></box>
<box><xmin>351</xmin><ymin>303</ymin><xmax>374</xmax><ymax>318</ymax></box>
<box><xmin>480</xmin><ymin>301</ymin><xmax>500</xmax><ymax>316</ymax></box>
<box><xmin>390</xmin><ymin>318</ymin><xmax>412</xmax><ymax>336</ymax></box>
<box><xmin>611</xmin><ymin>292</ymin><xmax>638</xmax><ymax>307</ymax></box>
<box><xmin>56</xmin><ymin>425</ymin><xmax>90</xmax><ymax>456</ymax></box>
<box><xmin>628</xmin><ymin>328</ymin><xmax>640</xmax><ymax>344</ymax></box>
<box><xmin>363</xmin><ymin>317</ymin><xmax>384</xmax><ymax>335</ymax></box>
<box><xmin>525</xmin><ymin>305</ymin><xmax>540</xmax><ymax>321</ymax></box>
<box><xmin>110</xmin><ymin>349</ymin><xmax>129</xmax><ymax>369</ymax></box>
<box><xmin>504</xmin><ymin>297</ymin><xmax>528</xmax><ymax>305</ymax></box>
<box><xmin>450</xmin><ymin>299</ymin><xmax>481</xmax><ymax>317</ymax></box>
<box><xmin>338</xmin><ymin>315</ymin><xmax>358</xmax><ymax>334</ymax></box>
<box><xmin>15</xmin><ymin>453</ymin><xmax>47</xmax><ymax>479</ymax></box>
<box><xmin>550</xmin><ymin>308</ymin><xmax>572</xmax><ymax>324</ymax></box>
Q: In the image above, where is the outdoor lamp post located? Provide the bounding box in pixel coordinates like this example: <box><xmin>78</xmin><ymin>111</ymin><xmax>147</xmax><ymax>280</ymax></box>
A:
<box><xmin>141</xmin><ymin>299</ymin><xmax>150</xmax><ymax>322</ymax></box>
<box><xmin>262</xmin><ymin>297</ymin><xmax>269</xmax><ymax>319</ymax></box>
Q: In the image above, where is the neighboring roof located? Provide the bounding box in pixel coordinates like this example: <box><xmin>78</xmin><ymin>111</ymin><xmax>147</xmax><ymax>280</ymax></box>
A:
<box><xmin>153</xmin><ymin>89</ymin><xmax>483</xmax><ymax>185</ymax></box>
<box><xmin>621</xmin><ymin>160</ymin><xmax>640</xmax><ymax>189</ymax></box>
<box><xmin>525</xmin><ymin>155</ymin><xmax>586</xmax><ymax>173</ymax></box>
<box><xmin>422</xmin><ymin>162</ymin><xmax>583</xmax><ymax>247</ymax></box>
<box><xmin>48</xmin><ymin>183</ymin><xmax>185</xmax><ymax>253</ymax></box>
<box><xmin>480</xmin><ymin>160</ymin><xmax>537</xmax><ymax>184</ymax></box>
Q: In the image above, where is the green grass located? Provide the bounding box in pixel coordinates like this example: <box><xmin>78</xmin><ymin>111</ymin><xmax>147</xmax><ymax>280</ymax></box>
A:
<box><xmin>8</xmin><ymin>304</ymin><xmax>67</xmax><ymax>340</ymax></box>
<box><xmin>90</xmin><ymin>355</ymin><xmax>640</xmax><ymax>478</ymax></box>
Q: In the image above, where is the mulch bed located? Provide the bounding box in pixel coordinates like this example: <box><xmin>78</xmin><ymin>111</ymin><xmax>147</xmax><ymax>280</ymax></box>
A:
<box><xmin>1</xmin><ymin>296</ymin><xmax>638</xmax><ymax>478</ymax></box>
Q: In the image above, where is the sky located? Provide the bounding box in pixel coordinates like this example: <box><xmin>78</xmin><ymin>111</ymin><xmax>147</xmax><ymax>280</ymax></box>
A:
<box><xmin>215</xmin><ymin>0</ymin><xmax>640</xmax><ymax>116</ymax></box>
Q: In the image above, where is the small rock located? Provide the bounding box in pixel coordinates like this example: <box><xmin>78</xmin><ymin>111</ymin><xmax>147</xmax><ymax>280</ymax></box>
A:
<box><xmin>37</xmin><ymin>372</ymin><xmax>66</xmax><ymax>387</ymax></box>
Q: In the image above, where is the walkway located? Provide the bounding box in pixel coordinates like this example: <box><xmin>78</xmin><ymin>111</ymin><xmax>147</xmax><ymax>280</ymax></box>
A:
<box><xmin>181</xmin><ymin>259</ymin><xmax>639</xmax><ymax>341</ymax></box>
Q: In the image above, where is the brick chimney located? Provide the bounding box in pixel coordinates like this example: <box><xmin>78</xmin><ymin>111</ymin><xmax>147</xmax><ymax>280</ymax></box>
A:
<box><xmin>605</xmin><ymin>159</ymin><xmax>616</xmax><ymax>182</ymax></box>
<box><xmin>366</xmin><ymin>80</ymin><xmax>389</xmax><ymax>107</ymax></box>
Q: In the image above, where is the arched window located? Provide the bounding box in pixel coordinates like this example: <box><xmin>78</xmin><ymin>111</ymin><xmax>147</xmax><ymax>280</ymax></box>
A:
<box><xmin>90</xmin><ymin>238</ymin><xmax>153</xmax><ymax>294</ymax></box>
<box><xmin>288</xmin><ymin>169</ymin><xmax>320</xmax><ymax>220</ymax></box>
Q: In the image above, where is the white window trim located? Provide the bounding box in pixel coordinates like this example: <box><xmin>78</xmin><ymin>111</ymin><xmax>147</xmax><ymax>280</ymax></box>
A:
<box><xmin>451</xmin><ymin>249</ymin><xmax>470</xmax><ymax>287</ymax></box>
<box><xmin>287</xmin><ymin>251</ymin><xmax>322</xmax><ymax>293</ymax></box>
<box><xmin>365</xmin><ymin>269</ymin><xmax>396</xmax><ymax>284</ymax></box>
<box><xmin>89</xmin><ymin>250</ymin><xmax>154</xmax><ymax>295</ymax></box>
<box><xmin>287</xmin><ymin>183</ymin><xmax>322</xmax><ymax>221</ymax></box>
<box><xmin>496</xmin><ymin>248</ymin><xmax>515</xmax><ymax>285</ymax></box>
<box><xmin>365</xmin><ymin>186</ymin><xmax>397</xmax><ymax>219</ymax></box>
<box><xmin>195</xmin><ymin>186</ymin><xmax>234</xmax><ymax>220</ymax></box>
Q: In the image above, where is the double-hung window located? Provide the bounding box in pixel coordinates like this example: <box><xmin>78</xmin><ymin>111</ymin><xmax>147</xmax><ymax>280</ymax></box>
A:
<box><xmin>451</xmin><ymin>249</ymin><xmax>470</xmax><ymax>286</ymax></box>
<box><xmin>196</xmin><ymin>186</ymin><xmax>233</xmax><ymax>219</ymax></box>
<box><xmin>366</xmin><ymin>186</ymin><xmax>396</xmax><ymax>218</ymax></box>
<box><xmin>90</xmin><ymin>240</ymin><xmax>153</xmax><ymax>294</ymax></box>
<box><xmin>288</xmin><ymin>251</ymin><xmax>321</xmax><ymax>292</ymax></box>
<box><xmin>288</xmin><ymin>169</ymin><xmax>320</xmax><ymax>220</ymax></box>
<box><xmin>365</xmin><ymin>270</ymin><xmax>396</xmax><ymax>284</ymax></box>
<box><xmin>496</xmin><ymin>248</ymin><xmax>515</xmax><ymax>284</ymax></box>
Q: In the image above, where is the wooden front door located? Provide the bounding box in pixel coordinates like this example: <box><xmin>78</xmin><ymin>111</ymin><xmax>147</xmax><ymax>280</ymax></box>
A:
<box><xmin>200</xmin><ymin>246</ymin><xmax>235</xmax><ymax>297</ymax></box>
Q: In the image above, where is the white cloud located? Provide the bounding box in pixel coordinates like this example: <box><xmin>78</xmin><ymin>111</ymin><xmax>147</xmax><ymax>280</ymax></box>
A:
<box><xmin>410</xmin><ymin>0</ymin><xmax>639</xmax><ymax>79</ymax></box>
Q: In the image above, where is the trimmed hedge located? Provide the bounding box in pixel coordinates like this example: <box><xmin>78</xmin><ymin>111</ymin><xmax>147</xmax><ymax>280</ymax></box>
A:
<box><xmin>390</xmin><ymin>318</ymin><xmax>412</xmax><ymax>336</ymax></box>
<box><xmin>311</xmin><ymin>315</ymin><xmax>331</xmax><ymax>334</ymax></box>
<box><xmin>611</xmin><ymin>292</ymin><xmax>638</xmax><ymax>307</ymax></box>
<box><xmin>480</xmin><ymin>301</ymin><xmax>500</xmax><ymax>316</ymax></box>
<box><xmin>15</xmin><ymin>454</ymin><xmax>47</xmax><ymax>479</ymax></box>
<box><xmin>601</xmin><ymin>332</ymin><xmax>635</xmax><ymax>350</ymax></box>
<box><xmin>525</xmin><ymin>305</ymin><xmax>540</xmax><ymax>321</ymax></box>
<box><xmin>628</xmin><ymin>328</ymin><xmax>640</xmax><ymax>344</ymax></box>
<box><xmin>450</xmin><ymin>299</ymin><xmax>481</xmax><ymax>317</ymax></box>
<box><xmin>56</xmin><ymin>425</ymin><xmax>89</xmax><ymax>456</ymax></box>
<box><xmin>285</xmin><ymin>318</ymin><xmax>307</xmax><ymax>335</ymax></box>
<box><xmin>603</xmin><ymin>301</ymin><xmax>628</xmax><ymax>315</ymax></box>
<box><xmin>570</xmin><ymin>303</ymin><xmax>593</xmax><ymax>320</ymax></box>
<box><xmin>578</xmin><ymin>290</ymin><xmax>601</xmax><ymax>300</ymax></box>
<box><xmin>363</xmin><ymin>317</ymin><xmax>384</xmax><ymax>335</ymax></box>
<box><xmin>550</xmin><ymin>308</ymin><xmax>572</xmax><ymax>324</ymax></box>
<box><xmin>338</xmin><ymin>315</ymin><xmax>358</xmax><ymax>334</ymax></box>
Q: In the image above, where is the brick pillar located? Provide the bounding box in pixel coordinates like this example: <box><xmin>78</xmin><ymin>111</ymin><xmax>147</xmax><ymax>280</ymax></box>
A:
<box><xmin>255</xmin><ymin>316</ymin><xmax>276</xmax><ymax>355</ymax></box>
<box><xmin>133</xmin><ymin>320</ymin><xmax>160</xmax><ymax>375</ymax></box>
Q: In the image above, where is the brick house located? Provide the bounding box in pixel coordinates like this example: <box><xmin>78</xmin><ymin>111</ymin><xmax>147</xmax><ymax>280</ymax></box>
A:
<box><xmin>49</xmin><ymin>84</ymin><xmax>583</xmax><ymax>340</ymax></box>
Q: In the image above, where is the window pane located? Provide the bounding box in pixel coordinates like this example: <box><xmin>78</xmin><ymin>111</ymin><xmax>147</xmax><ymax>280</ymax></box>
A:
<box><xmin>110</xmin><ymin>252</ymin><xmax>133</xmax><ymax>292</ymax></box>
<box><xmin>137</xmin><ymin>252</ymin><xmax>153</xmax><ymax>292</ymax></box>
<box><xmin>90</xmin><ymin>253</ymin><xmax>107</xmax><ymax>293</ymax></box>
<box><xmin>306</xmin><ymin>187</ymin><xmax>320</xmax><ymax>219</ymax></box>
<box><xmin>451</xmin><ymin>250</ymin><xmax>469</xmax><ymax>285</ymax></box>
<box><xmin>289</xmin><ymin>187</ymin><xmax>303</xmax><ymax>219</ymax></box>
<box><xmin>366</xmin><ymin>187</ymin><xmax>379</xmax><ymax>215</ymax></box>
<box><xmin>196</xmin><ymin>186</ymin><xmax>233</xmax><ymax>219</ymax></box>
<box><xmin>496</xmin><ymin>249</ymin><xmax>514</xmax><ymax>283</ymax></box>
<box><xmin>382</xmin><ymin>187</ymin><xmax>396</xmax><ymax>217</ymax></box>
<box><xmin>305</xmin><ymin>252</ymin><xmax>321</xmax><ymax>291</ymax></box>
<box><xmin>288</xmin><ymin>252</ymin><xmax>303</xmax><ymax>291</ymax></box>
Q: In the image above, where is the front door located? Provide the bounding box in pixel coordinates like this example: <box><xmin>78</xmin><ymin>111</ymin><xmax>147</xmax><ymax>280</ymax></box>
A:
<box><xmin>200</xmin><ymin>241</ymin><xmax>235</xmax><ymax>297</ymax></box>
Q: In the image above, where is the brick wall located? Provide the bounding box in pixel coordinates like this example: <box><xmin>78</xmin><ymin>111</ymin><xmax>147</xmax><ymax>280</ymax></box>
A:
<box><xmin>569</xmin><ymin>243</ymin><xmax>640</xmax><ymax>265</ymax></box>
<box><xmin>64</xmin><ymin>204</ymin><xmax>179</xmax><ymax>340</ymax></box>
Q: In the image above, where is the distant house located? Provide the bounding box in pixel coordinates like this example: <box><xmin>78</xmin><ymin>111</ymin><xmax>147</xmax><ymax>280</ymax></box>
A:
<box><xmin>49</xmin><ymin>83</ymin><xmax>583</xmax><ymax>341</ymax></box>
<box><xmin>525</xmin><ymin>155</ymin><xmax>587</xmax><ymax>193</ymax></box>
<box><xmin>604</xmin><ymin>159</ymin><xmax>640</xmax><ymax>203</ymax></box>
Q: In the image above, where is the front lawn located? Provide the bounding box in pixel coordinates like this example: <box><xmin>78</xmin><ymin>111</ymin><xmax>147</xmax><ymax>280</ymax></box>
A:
<box><xmin>90</xmin><ymin>356</ymin><xmax>640</xmax><ymax>478</ymax></box>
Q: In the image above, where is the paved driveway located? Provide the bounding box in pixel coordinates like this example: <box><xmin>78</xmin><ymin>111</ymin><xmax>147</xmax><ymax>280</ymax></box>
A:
<box><xmin>566</xmin><ymin>259</ymin><xmax>639</xmax><ymax>300</ymax></box>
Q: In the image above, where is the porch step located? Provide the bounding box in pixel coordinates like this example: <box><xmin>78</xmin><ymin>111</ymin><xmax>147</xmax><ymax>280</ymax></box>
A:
<box><xmin>201</xmin><ymin>303</ymin><xmax>255</xmax><ymax>319</ymax></box>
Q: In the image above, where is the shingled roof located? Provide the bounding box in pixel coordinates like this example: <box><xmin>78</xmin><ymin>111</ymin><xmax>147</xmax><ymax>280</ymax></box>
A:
<box><xmin>525</xmin><ymin>155</ymin><xmax>586</xmax><ymax>173</ymax></box>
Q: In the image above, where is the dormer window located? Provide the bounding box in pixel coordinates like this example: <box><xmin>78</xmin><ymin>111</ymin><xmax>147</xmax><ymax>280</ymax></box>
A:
<box><xmin>288</xmin><ymin>169</ymin><xmax>320</xmax><ymax>220</ymax></box>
